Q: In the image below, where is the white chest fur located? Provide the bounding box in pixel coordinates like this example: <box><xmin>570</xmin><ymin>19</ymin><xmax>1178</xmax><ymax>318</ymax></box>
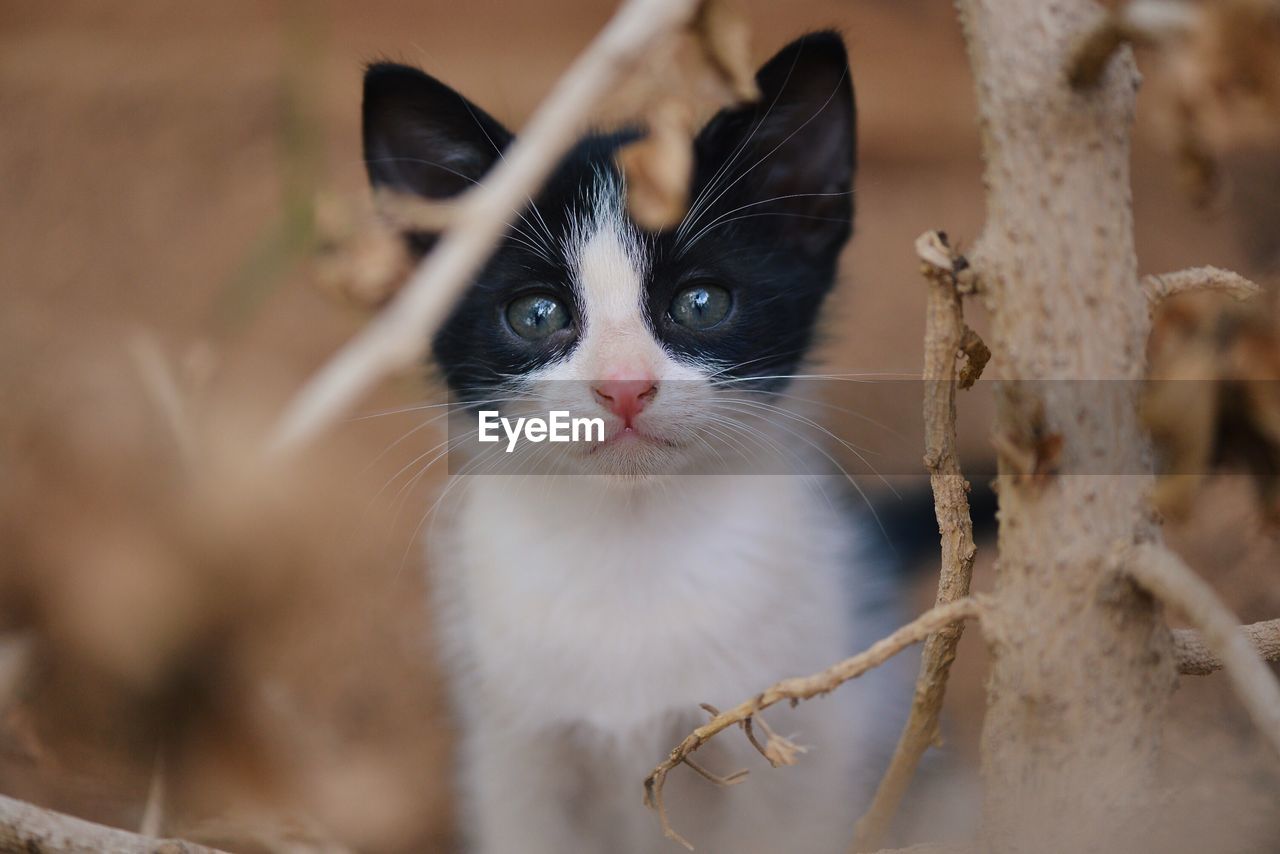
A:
<box><xmin>429</xmin><ymin>474</ymin><xmax>914</xmax><ymax>853</ymax></box>
<box><xmin>433</xmin><ymin>474</ymin><xmax>861</xmax><ymax>733</ymax></box>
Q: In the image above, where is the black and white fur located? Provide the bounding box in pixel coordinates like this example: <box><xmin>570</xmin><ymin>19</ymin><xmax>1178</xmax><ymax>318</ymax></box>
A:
<box><xmin>364</xmin><ymin>31</ymin><xmax>911</xmax><ymax>853</ymax></box>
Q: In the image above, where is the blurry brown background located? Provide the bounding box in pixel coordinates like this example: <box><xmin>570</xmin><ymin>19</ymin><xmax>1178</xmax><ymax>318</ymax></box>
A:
<box><xmin>2</xmin><ymin>1</ymin><xmax>1278</xmax><ymax>851</ymax></box>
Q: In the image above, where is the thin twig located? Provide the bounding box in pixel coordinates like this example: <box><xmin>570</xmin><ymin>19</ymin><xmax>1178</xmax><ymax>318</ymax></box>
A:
<box><xmin>1142</xmin><ymin>266</ymin><xmax>1262</xmax><ymax>303</ymax></box>
<box><xmin>741</xmin><ymin>715</ymin><xmax>768</xmax><ymax>758</ymax></box>
<box><xmin>0</xmin><ymin>792</ymin><xmax>228</xmax><ymax>854</ymax></box>
<box><xmin>1125</xmin><ymin>543</ymin><xmax>1280</xmax><ymax>758</ymax></box>
<box><xmin>681</xmin><ymin>756</ymin><xmax>749</xmax><ymax>786</ymax></box>
<box><xmin>853</xmin><ymin>231</ymin><xmax>984</xmax><ymax>853</ymax></box>
<box><xmin>643</xmin><ymin>597</ymin><xmax>986</xmax><ymax>850</ymax></box>
<box><xmin>1174</xmin><ymin>618</ymin><xmax>1280</xmax><ymax>675</ymax></box>
<box><xmin>267</xmin><ymin>0</ymin><xmax>707</xmax><ymax>454</ymax></box>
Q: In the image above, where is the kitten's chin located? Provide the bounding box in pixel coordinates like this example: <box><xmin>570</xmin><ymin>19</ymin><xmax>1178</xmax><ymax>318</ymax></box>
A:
<box><xmin>545</xmin><ymin>427</ymin><xmax>721</xmax><ymax>478</ymax></box>
<box><xmin>572</xmin><ymin>441</ymin><xmax>692</xmax><ymax>477</ymax></box>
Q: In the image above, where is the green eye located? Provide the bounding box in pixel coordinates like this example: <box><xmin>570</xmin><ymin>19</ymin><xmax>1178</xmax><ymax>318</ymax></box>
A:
<box><xmin>670</xmin><ymin>283</ymin><xmax>731</xmax><ymax>330</ymax></box>
<box><xmin>506</xmin><ymin>294</ymin><xmax>570</xmax><ymax>340</ymax></box>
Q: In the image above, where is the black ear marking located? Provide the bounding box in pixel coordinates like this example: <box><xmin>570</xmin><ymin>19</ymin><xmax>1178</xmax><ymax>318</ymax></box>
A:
<box><xmin>362</xmin><ymin>63</ymin><xmax>513</xmax><ymax>201</ymax></box>
<box><xmin>690</xmin><ymin>31</ymin><xmax>856</xmax><ymax>259</ymax></box>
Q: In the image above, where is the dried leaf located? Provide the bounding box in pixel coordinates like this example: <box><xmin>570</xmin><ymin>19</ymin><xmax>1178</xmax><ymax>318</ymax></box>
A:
<box><xmin>762</xmin><ymin>730</ymin><xmax>807</xmax><ymax>767</ymax></box>
<box><xmin>749</xmin><ymin>714</ymin><xmax>807</xmax><ymax>768</ymax></box>
<box><xmin>618</xmin><ymin>98</ymin><xmax>696</xmax><ymax>231</ymax></box>
<box><xmin>372</xmin><ymin>187</ymin><xmax>458</xmax><ymax>233</ymax></box>
<box><xmin>313</xmin><ymin>193</ymin><xmax>415</xmax><ymax>310</ymax></box>
<box><xmin>1146</xmin><ymin>0</ymin><xmax>1280</xmax><ymax>207</ymax></box>
<box><xmin>694</xmin><ymin>0</ymin><xmax>759</xmax><ymax>103</ymax></box>
<box><xmin>1144</xmin><ymin>291</ymin><xmax>1280</xmax><ymax>521</ymax></box>
<box><xmin>958</xmin><ymin>326</ymin><xmax>991</xmax><ymax>389</ymax></box>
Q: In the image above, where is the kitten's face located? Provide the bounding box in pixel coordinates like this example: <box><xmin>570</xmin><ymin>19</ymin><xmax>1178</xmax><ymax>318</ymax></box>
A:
<box><xmin>363</xmin><ymin>33</ymin><xmax>855</xmax><ymax>476</ymax></box>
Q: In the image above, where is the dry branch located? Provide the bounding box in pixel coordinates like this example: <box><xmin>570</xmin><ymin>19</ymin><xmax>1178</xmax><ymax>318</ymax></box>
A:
<box><xmin>1142</xmin><ymin>266</ymin><xmax>1262</xmax><ymax>303</ymax></box>
<box><xmin>1174</xmin><ymin>618</ymin><xmax>1280</xmax><ymax>675</ymax></box>
<box><xmin>268</xmin><ymin>0</ymin><xmax>707</xmax><ymax>453</ymax></box>
<box><xmin>0</xmin><ymin>792</ymin><xmax>228</xmax><ymax>854</ymax></box>
<box><xmin>643</xmin><ymin>597</ymin><xmax>985</xmax><ymax>850</ymax></box>
<box><xmin>852</xmin><ymin>232</ymin><xmax>984</xmax><ymax>853</ymax></box>
<box><xmin>1125</xmin><ymin>543</ymin><xmax>1280</xmax><ymax>757</ymax></box>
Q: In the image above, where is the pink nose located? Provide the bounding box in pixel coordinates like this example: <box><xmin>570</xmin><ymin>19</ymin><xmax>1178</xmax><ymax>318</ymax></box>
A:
<box><xmin>592</xmin><ymin>378</ymin><xmax>658</xmax><ymax>423</ymax></box>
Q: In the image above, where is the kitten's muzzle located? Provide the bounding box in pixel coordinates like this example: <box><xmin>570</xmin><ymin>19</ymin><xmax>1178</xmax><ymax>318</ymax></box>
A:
<box><xmin>591</xmin><ymin>379</ymin><xmax>658</xmax><ymax>426</ymax></box>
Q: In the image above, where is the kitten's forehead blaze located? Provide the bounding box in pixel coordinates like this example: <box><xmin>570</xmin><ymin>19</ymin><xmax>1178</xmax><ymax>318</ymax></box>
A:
<box><xmin>559</xmin><ymin>177</ymin><xmax>669</xmax><ymax>383</ymax></box>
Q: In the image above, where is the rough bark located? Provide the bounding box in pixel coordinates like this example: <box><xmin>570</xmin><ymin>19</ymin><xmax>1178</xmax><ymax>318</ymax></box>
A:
<box><xmin>954</xmin><ymin>1</ymin><xmax>1177</xmax><ymax>850</ymax></box>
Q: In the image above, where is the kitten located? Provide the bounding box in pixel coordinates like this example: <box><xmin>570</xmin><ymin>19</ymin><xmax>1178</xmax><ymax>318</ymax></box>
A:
<box><xmin>363</xmin><ymin>31</ymin><xmax>911</xmax><ymax>853</ymax></box>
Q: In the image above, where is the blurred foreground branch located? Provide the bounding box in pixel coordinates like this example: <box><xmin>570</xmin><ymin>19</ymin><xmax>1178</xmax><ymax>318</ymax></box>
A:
<box><xmin>1124</xmin><ymin>543</ymin><xmax>1280</xmax><ymax>757</ymax></box>
<box><xmin>0</xmin><ymin>792</ymin><xmax>226</xmax><ymax>854</ymax></box>
<box><xmin>269</xmin><ymin>0</ymin><xmax>710</xmax><ymax>453</ymax></box>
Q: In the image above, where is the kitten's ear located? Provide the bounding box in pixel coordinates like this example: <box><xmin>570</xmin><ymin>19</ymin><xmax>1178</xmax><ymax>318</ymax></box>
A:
<box><xmin>362</xmin><ymin>63</ymin><xmax>512</xmax><ymax>200</ymax></box>
<box><xmin>692</xmin><ymin>31</ymin><xmax>855</xmax><ymax>258</ymax></box>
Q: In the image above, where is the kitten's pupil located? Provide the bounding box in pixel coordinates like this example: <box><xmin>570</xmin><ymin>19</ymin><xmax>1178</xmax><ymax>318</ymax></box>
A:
<box><xmin>670</xmin><ymin>284</ymin><xmax>731</xmax><ymax>330</ymax></box>
<box><xmin>507</xmin><ymin>294</ymin><xmax>570</xmax><ymax>340</ymax></box>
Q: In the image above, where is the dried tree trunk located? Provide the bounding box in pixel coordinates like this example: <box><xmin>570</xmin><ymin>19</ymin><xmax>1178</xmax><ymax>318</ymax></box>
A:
<box><xmin>954</xmin><ymin>1</ymin><xmax>1177</xmax><ymax>850</ymax></box>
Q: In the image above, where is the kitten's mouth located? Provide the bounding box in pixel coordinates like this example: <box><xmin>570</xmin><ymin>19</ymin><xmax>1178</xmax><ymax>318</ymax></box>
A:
<box><xmin>588</xmin><ymin>425</ymin><xmax>680</xmax><ymax>453</ymax></box>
